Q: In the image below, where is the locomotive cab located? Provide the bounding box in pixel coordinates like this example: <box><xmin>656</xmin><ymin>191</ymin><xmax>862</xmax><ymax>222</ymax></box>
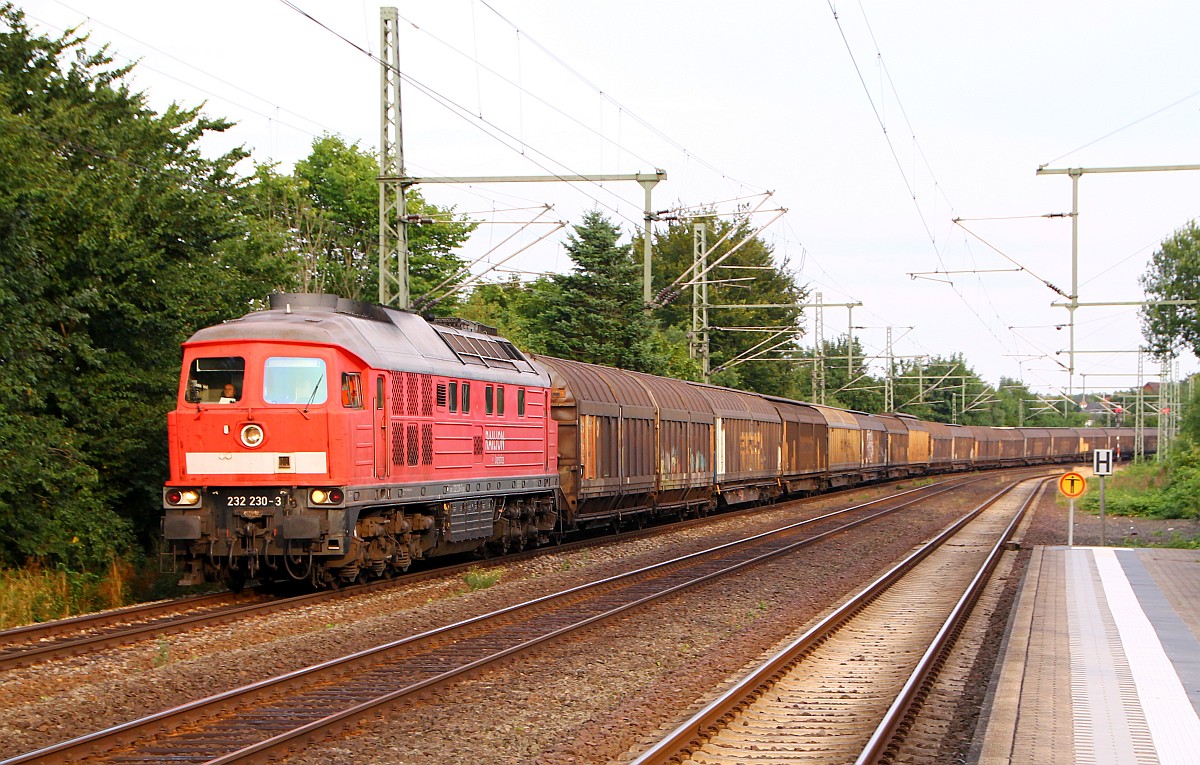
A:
<box><xmin>164</xmin><ymin>341</ymin><xmax>359</xmax><ymax>588</ymax></box>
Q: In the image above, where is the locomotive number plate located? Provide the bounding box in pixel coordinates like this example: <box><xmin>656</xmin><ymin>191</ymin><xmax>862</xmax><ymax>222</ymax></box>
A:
<box><xmin>213</xmin><ymin>488</ymin><xmax>289</xmax><ymax>511</ymax></box>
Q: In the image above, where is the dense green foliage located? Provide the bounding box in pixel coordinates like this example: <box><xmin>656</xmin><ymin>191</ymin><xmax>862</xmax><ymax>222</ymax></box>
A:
<box><xmin>457</xmin><ymin>212</ymin><xmax>698</xmax><ymax>375</ymax></box>
<box><xmin>1077</xmin><ymin>380</ymin><xmax>1200</xmax><ymax>522</ymax></box>
<box><xmin>247</xmin><ymin>135</ymin><xmax>476</xmax><ymax>311</ymax></box>
<box><xmin>1079</xmin><ymin>446</ymin><xmax>1200</xmax><ymax>521</ymax></box>
<box><xmin>0</xmin><ymin>7</ymin><xmax>289</xmax><ymax>569</ymax></box>
<box><xmin>521</xmin><ymin>210</ymin><xmax>670</xmax><ymax>372</ymax></box>
<box><xmin>1141</xmin><ymin>221</ymin><xmax>1200</xmax><ymax>359</ymax></box>
<box><xmin>648</xmin><ymin>217</ymin><xmax>807</xmax><ymax>397</ymax></box>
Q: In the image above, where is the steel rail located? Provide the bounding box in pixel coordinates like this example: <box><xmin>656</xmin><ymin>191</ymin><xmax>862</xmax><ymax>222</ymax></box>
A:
<box><xmin>1</xmin><ymin>477</ymin><xmax>977</xmax><ymax>765</ymax></box>
<box><xmin>854</xmin><ymin>477</ymin><xmax>1051</xmax><ymax>765</ymax></box>
<box><xmin>0</xmin><ymin>473</ymin><xmax>983</xmax><ymax>673</ymax></box>
<box><xmin>628</xmin><ymin>477</ymin><xmax>1038</xmax><ymax>765</ymax></box>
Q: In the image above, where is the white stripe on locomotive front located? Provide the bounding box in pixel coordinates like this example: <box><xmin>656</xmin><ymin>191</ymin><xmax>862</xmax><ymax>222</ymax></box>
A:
<box><xmin>185</xmin><ymin>452</ymin><xmax>329</xmax><ymax>475</ymax></box>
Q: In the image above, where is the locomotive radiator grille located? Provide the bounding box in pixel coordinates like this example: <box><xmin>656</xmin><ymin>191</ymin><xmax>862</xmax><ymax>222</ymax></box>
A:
<box><xmin>406</xmin><ymin>424</ymin><xmax>419</xmax><ymax>466</ymax></box>
<box><xmin>422</xmin><ymin>423</ymin><xmax>433</xmax><ymax>465</ymax></box>
<box><xmin>391</xmin><ymin>427</ymin><xmax>404</xmax><ymax>467</ymax></box>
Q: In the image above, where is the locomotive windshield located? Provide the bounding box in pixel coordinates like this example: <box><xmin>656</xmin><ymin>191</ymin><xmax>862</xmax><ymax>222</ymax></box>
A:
<box><xmin>263</xmin><ymin>357</ymin><xmax>327</xmax><ymax>405</ymax></box>
<box><xmin>184</xmin><ymin>357</ymin><xmax>245</xmax><ymax>403</ymax></box>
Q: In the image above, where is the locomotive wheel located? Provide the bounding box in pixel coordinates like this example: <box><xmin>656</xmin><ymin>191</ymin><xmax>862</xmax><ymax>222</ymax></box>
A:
<box><xmin>225</xmin><ymin>569</ymin><xmax>249</xmax><ymax>594</ymax></box>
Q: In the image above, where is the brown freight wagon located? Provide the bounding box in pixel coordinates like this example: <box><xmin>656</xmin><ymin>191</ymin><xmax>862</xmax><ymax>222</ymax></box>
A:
<box><xmin>1050</xmin><ymin>427</ymin><xmax>1082</xmax><ymax>463</ymax></box>
<box><xmin>625</xmin><ymin>368</ymin><xmax>717</xmax><ymax>516</ymax></box>
<box><xmin>812</xmin><ymin>404</ymin><xmax>862</xmax><ymax>486</ymax></box>
<box><xmin>1017</xmin><ymin>428</ymin><xmax>1051</xmax><ymax>464</ymax></box>
<box><xmin>1076</xmin><ymin>427</ymin><xmax>1110</xmax><ymax>457</ymax></box>
<box><xmin>534</xmin><ymin>355</ymin><xmax>664</xmax><ymax>524</ymax></box>
<box><xmin>967</xmin><ymin>425</ymin><xmax>1001</xmax><ymax>469</ymax></box>
<box><xmin>851</xmin><ymin>412</ymin><xmax>889</xmax><ymax>482</ymax></box>
<box><xmin>994</xmin><ymin>427</ymin><xmax>1026</xmax><ymax>466</ymax></box>
<box><xmin>947</xmin><ymin>424</ymin><xmax>975</xmax><ymax>471</ymax></box>
<box><xmin>924</xmin><ymin>421</ymin><xmax>955</xmax><ymax>472</ymax></box>
<box><xmin>689</xmin><ymin>383</ymin><xmax>782</xmax><ymax>506</ymax></box>
<box><xmin>895</xmin><ymin>413</ymin><xmax>932</xmax><ymax>474</ymax></box>
<box><xmin>768</xmin><ymin>397</ymin><xmax>829</xmax><ymax>494</ymax></box>
<box><xmin>875</xmin><ymin>413</ymin><xmax>911</xmax><ymax>479</ymax></box>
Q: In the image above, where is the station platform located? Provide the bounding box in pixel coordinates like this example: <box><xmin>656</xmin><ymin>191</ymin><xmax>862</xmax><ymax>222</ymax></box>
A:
<box><xmin>975</xmin><ymin>546</ymin><xmax>1200</xmax><ymax>765</ymax></box>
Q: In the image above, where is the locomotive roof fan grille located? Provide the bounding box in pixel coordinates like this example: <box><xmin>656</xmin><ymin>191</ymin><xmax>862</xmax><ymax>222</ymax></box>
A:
<box><xmin>432</xmin><ymin>324</ymin><xmax>535</xmax><ymax>374</ymax></box>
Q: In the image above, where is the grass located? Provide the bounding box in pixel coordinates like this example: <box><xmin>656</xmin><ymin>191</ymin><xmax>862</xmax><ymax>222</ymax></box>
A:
<box><xmin>1080</xmin><ymin>449</ymin><xmax>1200</xmax><ymax>520</ymax></box>
<box><xmin>0</xmin><ymin>555</ymin><xmax>196</xmax><ymax>631</ymax></box>
<box><xmin>463</xmin><ymin>567</ymin><xmax>502</xmax><ymax>591</ymax></box>
<box><xmin>0</xmin><ymin>559</ymin><xmax>130</xmax><ymax>630</ymax></box>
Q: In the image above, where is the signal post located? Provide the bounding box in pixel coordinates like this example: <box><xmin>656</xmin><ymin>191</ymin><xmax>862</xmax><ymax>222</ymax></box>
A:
<box><xmin>1058</xmin><ymin>471</ymin><xmax>1086</xmax><ymax>547</ymax></box>
<box><xmin>1093</xmin><ymin>448</ymin><xmax>1114</xmax><ymax>546</ymax></box>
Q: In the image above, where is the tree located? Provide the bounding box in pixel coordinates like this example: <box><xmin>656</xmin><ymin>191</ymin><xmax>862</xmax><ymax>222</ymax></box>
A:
<box><xmin>793</xmin><ymin>336</ymin><xmax>884</xmax><ymax>412</ymax></box>
<box><xmin>0</xmin><ymin>6</ymin><xmax>286</xmax><ymax>568</ymax></box>
<box><xmin>512</xmin><ymin>210</ymin><xmax>670</xmax><ymax>372</ymax></box>
<box><xmin>646</xmin><ymin>216</ymin><xmax>808</xmax><ymax>398</ymax></box>
<box><xmin>248</xmin><ymin>135</ymin><xmax>476</xmax><ymax>310</ymax></box>
<box><xmin>889</xmin><ymin>355</ymin><xmax>999</xmax><ymax>423</ymax></box>
<box><xmin>1141</xmin><ymin>221</ymin><xmax>1200</xmax><ymax>358</ymax></box>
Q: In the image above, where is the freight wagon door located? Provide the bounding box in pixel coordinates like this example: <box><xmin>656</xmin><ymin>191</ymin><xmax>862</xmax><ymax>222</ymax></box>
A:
<box><xmin>374</xmin><ymin>373</ymin><xmax>389</xmax><ymax>479</ymax></box>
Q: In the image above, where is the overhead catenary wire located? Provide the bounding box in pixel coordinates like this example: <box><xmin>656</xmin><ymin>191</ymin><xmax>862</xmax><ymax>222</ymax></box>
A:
<box><xmin>828</xmin><ymin>1</ymin><xmax>1025</xmax><ymax>377</ymax></box>
<box><xmin>278</xmin><ymin>0</ymin><xmax>663</xmax><ymax>232</ymax></box>
<box><xmin>475</xmin><ymin>0</ymin><xmax>767</xmax><ymax>197</ymax></box>
<box><xmin>416</xmin><ymin>204</ymin><xmax>558</xmax><ymax>302</ymax></box>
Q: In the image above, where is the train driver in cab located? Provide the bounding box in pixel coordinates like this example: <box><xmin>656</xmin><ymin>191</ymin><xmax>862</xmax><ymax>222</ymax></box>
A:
<box><xmin>219</xmin><ymin>383</ymin><xmax>239</xmax><ymax>404</ymax></box>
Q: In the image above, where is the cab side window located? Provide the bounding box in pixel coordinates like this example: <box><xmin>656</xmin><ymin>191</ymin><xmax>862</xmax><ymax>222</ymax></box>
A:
<box><xmin>185</xmin><ymin>356</ymin><xmax>245</xmax><ymax>404</ymax></box>
<box><xmin>341</xmin><ymin>373</ymin><xmax>363</xmax><ymax>408</ymax></box>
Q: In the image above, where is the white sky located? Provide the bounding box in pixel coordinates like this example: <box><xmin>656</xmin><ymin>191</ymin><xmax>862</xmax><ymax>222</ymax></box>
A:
<box><xmin>17</xmin><ymin>1</ymin><xmax>1200</xmax><ymax>400</ymax></box>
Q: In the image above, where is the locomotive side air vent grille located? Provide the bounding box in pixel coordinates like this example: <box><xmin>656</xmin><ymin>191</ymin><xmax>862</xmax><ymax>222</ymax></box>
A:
<box><xmin>473</xmin><ymin>435</ymin><xmax>484</xmax><ymax>456</ymax></box>
<box><xmin>407</xmin><ymin>424</ymin><xmax>420</xmax><ymax>466</ymax></box>
<box><xmin>422</xmin><ymin>376</ymin><xmax>433</xmax><ymax>416</ymax></box>
<box><xmin>421</xmin><ymin>423</ymin><xmax>433</xmax><ymax>465</ymax></box>
<box><xmin>391</xmin><ymin>376</ymin><xmax>405</xmax><ymax>414</ymax></box>
<box><xmin>436</xmin><ymin>383</ymin><xmax>448</xmax><ymax>409</ymax></box>
<box><xmin>391</xmin><ymin>427</ymin><xmax>404</xmax><ymax>467</ymax></box>
<box><xmin>407</xmin><ymin>373</ymin><xmax>419</xmax><ymax>416</ymax></box>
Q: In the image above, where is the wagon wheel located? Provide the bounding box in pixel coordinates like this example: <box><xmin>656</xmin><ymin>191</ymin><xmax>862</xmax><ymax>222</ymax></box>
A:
<box><xmin>225</xmin><ymin>569</ymin><xmax>248</xmax><ymax>594</ymax></box>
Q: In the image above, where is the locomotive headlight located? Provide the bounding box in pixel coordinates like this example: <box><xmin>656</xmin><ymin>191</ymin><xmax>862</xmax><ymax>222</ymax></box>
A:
<box><xmin>310</xmin><ymin>488</ymin><xmax>345</xmax><ymax>506</ymax></box>
<box><xmin>239</xmin><ymin>423</ymin><xmax>265</xmax><ymax>448</ymax></box>
<box><xmin>165</xmin><ymin>489</ymin><xmax>201</xmax><ymax>506</ymax></box>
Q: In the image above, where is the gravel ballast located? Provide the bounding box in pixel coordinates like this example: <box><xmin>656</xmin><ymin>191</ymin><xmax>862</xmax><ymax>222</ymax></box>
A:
<box><xmin>1</xmin><ymin>474</ymin><xmax>1189</xmax><ymax>764</ymax></box>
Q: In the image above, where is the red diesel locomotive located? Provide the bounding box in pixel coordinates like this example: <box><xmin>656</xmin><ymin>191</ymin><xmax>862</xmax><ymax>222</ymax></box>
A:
<box><xmin>163</xmin><ymin>293</ymin><xmax>559</xmax><ymax>589</ymax></box>
<box><xmin>163</xmin><ymin>293</ymin><xmax>1141</xmax><ymax>589</ymax></box>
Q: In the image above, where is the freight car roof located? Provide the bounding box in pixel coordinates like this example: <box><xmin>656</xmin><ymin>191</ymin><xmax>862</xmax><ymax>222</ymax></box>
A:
<box><xmin>183</xmin><ymin>293</ymin><xmax>546</xmax><ymax>385</ymax></box>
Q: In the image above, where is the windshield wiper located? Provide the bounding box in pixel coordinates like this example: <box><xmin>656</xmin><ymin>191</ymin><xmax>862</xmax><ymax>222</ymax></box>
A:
<box><xmin>303</xmin><ymin>374</ymin><xmax>325</xmax><ymax>414</ymax></box>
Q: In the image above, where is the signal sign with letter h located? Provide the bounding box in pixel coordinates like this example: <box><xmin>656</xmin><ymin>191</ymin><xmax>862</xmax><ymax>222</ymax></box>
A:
<box><xmin>1093</xmin><ymin>448</ymin><xmax>1114</xmax><ymax>476</ymax></box>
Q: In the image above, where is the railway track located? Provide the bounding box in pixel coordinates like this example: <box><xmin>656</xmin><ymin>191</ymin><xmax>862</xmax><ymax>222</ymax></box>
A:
<box><xmin>0</xmin><ymin>473</ymin><xmax>989</xmax><ymax>674</ymax></box>
<box><xmin>628</xmin><ymin>476</ymin><xmax>1049</xmax><ymax>765</ymax></box>
<box><xmin>1</xmin><ymin>476</ymin><xmax>985</xmax><ymax>765</ymax></box>
<box><xmin>0</xmin><ymin>592</ymin><xmax>267</xmax><ymax>671</ymax></box>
